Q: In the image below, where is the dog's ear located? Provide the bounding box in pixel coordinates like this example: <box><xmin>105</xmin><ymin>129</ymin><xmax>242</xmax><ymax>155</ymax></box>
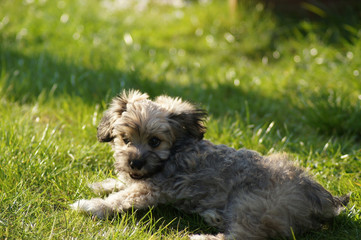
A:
<box><xmin>97</xmin><ymin>90</ymin><xmax>149</xmax><ymax>142</ymax></box>
<box><xmin>156</xmin><ymin>95</ymin><xmax>207</xmax><ymax>140</ymax></box>
<box><xmin>97</xmin><ymin>111</ymin><xmax>115</xmax><ymax>142</ymax></box>
<box><xmin>168</xmin><ymin>109</ymin><xmax>207</xmax><ymax>140</ymax></box>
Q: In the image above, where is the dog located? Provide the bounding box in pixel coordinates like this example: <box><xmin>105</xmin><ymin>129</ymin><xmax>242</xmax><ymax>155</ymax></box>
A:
<box><xmin>70</xmin><ymin>90</ymin><xmax>349</xmax><ymax>239</ymax></box>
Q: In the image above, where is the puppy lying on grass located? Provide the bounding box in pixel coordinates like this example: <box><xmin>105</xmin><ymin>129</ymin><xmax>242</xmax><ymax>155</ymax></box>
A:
<box><xmin>71</xmin><ymin>90</ymin><xmax>349</xmax><ymax>240</ymax></box>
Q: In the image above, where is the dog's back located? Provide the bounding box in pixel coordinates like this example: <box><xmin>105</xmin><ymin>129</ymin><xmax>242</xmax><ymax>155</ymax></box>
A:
<box><xmin>158</xmin><ymin>142</ymin><xmax>349</xmax><ymax>239</ymax></box>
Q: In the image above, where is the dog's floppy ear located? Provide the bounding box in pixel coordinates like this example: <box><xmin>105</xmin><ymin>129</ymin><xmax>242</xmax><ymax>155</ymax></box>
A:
<box><xmin>97</xmin><ymin>110</ymin><xmax>117</xmax><ymax>142</ymax></box>
<box><xmin>156</xmin><ymin>95</ymin><xmax>207</xmax><ymax>140</ymax></box>
<box><xmin>168</xmin><ymin>109</ymin><xmax>207</xmax><ymax>140</ymax></box>
<box><xmin>97</xmin><ymin>90</ymin><xmax>149</xmax><ymax>142</ymax></box>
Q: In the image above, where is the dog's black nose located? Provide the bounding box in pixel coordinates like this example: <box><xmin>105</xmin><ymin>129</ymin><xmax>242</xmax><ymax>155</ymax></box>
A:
<box><xmin>129</xmin><ymin>159</ymin><xmax>145</xmax><ymax>170</ymax></box>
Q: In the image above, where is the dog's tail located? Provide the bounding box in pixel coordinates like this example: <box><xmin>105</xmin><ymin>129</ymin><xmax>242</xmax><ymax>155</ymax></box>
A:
<box><xmin>304</xmin><ymin>180</ymin><xmax>350</xmax><ymax>222</ymax></box>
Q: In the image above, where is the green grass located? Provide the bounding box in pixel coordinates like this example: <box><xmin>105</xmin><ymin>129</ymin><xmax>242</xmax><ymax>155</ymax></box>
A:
<box><xmin>1</xmin><ymin>0</ymin><xmax>361</xmax><ymax>239</ymax></box>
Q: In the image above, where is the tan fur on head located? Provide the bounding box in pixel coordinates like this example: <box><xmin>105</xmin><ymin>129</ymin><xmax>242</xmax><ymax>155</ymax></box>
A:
<box><xmin>97</xmin><ymin>90</ymin><xmax>149</xmax><ymax>142</ymax></box>
<box><xmin>155</xmin><ymin>95</ymin><xmax>196</xmax><ymax>113</ymax></box>
<box><xmin>96</xmin><ymin>90</ymin><xmax>207</xmax><ymax>179</ymax></box>
<box><xmin>72</xmin><ymin>90</ymin><xmax>349</xmax><ymax>240</ymax></box>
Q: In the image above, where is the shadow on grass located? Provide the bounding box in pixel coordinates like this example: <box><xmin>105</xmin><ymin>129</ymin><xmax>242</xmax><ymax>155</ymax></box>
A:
<box><xmin>1</xmin><ymin>46</ymin><xmax>361</xmax><ymax>143</ymax></box>
<box><xmin>117</xmin><ymin>205</ymin><xmax>218</xmax><ymax>236</ymax></box>
<box><xmin>299</xmin><ymin>91</ymin><xmax>361</xmax><ymax>140</ymax></box>
<box><xmin>0</xmin><ymin>47</ymin><xmax>165</xmax><ymax>104</ymax></box>
<box><xmin>0</xmin><ymin>47</ymin><xmax>288</xmax><ymax>120</ymax></box>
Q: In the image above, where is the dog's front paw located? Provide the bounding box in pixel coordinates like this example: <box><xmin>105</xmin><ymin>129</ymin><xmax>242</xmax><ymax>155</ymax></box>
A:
<box><xmin>70</xmin><ymin>199</ymin><xmax>113</xmax><ymax>219</ymax></box>
<box><xmin>88</xmin><ymin>178</ymin><xmax>124</xmax><ymax>195</ymax></box>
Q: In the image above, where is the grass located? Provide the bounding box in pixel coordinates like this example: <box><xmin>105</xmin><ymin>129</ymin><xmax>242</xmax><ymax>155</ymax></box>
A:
<box><xmin>1</xmin><ymin>0</ymin><xmax>361</xmax><ymax>239</ymax></box>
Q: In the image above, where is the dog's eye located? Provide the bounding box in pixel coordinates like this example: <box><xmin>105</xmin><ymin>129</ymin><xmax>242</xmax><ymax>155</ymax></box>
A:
<box><xmin>122</xmin><ymin>137</ymin><xmax>130</xmax><ymax>145</ymax></box>
<box><xmin>148</xmin><ymin>137</ymin><xmax>161</xmax><ymax>148</ymax></box>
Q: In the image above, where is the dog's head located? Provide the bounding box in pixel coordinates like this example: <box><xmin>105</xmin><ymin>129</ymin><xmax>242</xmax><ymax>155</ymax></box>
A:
<box><xmin>97</xmin><ymin>90</ymin><xmax>207</xmax><ymax>179</ymax></box>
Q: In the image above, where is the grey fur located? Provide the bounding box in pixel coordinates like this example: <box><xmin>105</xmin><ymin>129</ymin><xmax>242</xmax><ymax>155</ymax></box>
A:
<box><xmin>71</xmin><ymin>90</ymin><xmax>349</xmax><ymax>240</ymax></box>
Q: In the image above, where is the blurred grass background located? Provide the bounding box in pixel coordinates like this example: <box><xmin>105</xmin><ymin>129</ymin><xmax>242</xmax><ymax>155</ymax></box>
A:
<box><xmin>0</xmin><ymin>0</ymin><xmax>360</xmax><ymax>239</ymax></box>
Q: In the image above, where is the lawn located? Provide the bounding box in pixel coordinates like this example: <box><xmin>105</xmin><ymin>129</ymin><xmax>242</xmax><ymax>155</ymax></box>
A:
<box><xmin>0</xmin><ymin>0</ymin><xmax>360</xmax><ymax>239</ymax></box>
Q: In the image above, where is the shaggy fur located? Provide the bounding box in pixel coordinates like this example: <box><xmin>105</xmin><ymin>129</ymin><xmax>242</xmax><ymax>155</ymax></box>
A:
<box><xmin>71</xmin><ymin>90</ymin><xmax>349</xmax><ymax>240</ymax></box>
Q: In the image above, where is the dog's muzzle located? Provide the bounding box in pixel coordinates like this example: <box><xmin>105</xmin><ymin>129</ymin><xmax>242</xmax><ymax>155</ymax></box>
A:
<box><xmin>128</xmin><ymin>158</ymin><xmax>146</xmax><ymax>179</ymax></box>
<box><xmin>129</xmin><ymin>159</ymin><xmax>145</xmax><ymax>170</ymax></box>
<box><xmin>127</xmin><ymin>152</ymin><xmax>165</xmax><ymax>180</ymax></box>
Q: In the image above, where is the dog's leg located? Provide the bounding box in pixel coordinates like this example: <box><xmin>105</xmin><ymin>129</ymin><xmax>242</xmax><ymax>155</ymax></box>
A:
<box><xmin>189</xmin><ymin>233</ymin><xmax>225</xmax><ymax>240</ymax></box>
<box><xmin>70</xmin><ymin>182</ymin><xmax>159</xmax><ymax>219</ymax></box>
<box><xmin>70</xmin><ymin>198</ymin><xmax>114</xmax><ymax>219</ymax></box>
<box><xmin>88</xmin><ymin>178</ymin><xmax>125</xmax><ymax>196</ymax></box>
